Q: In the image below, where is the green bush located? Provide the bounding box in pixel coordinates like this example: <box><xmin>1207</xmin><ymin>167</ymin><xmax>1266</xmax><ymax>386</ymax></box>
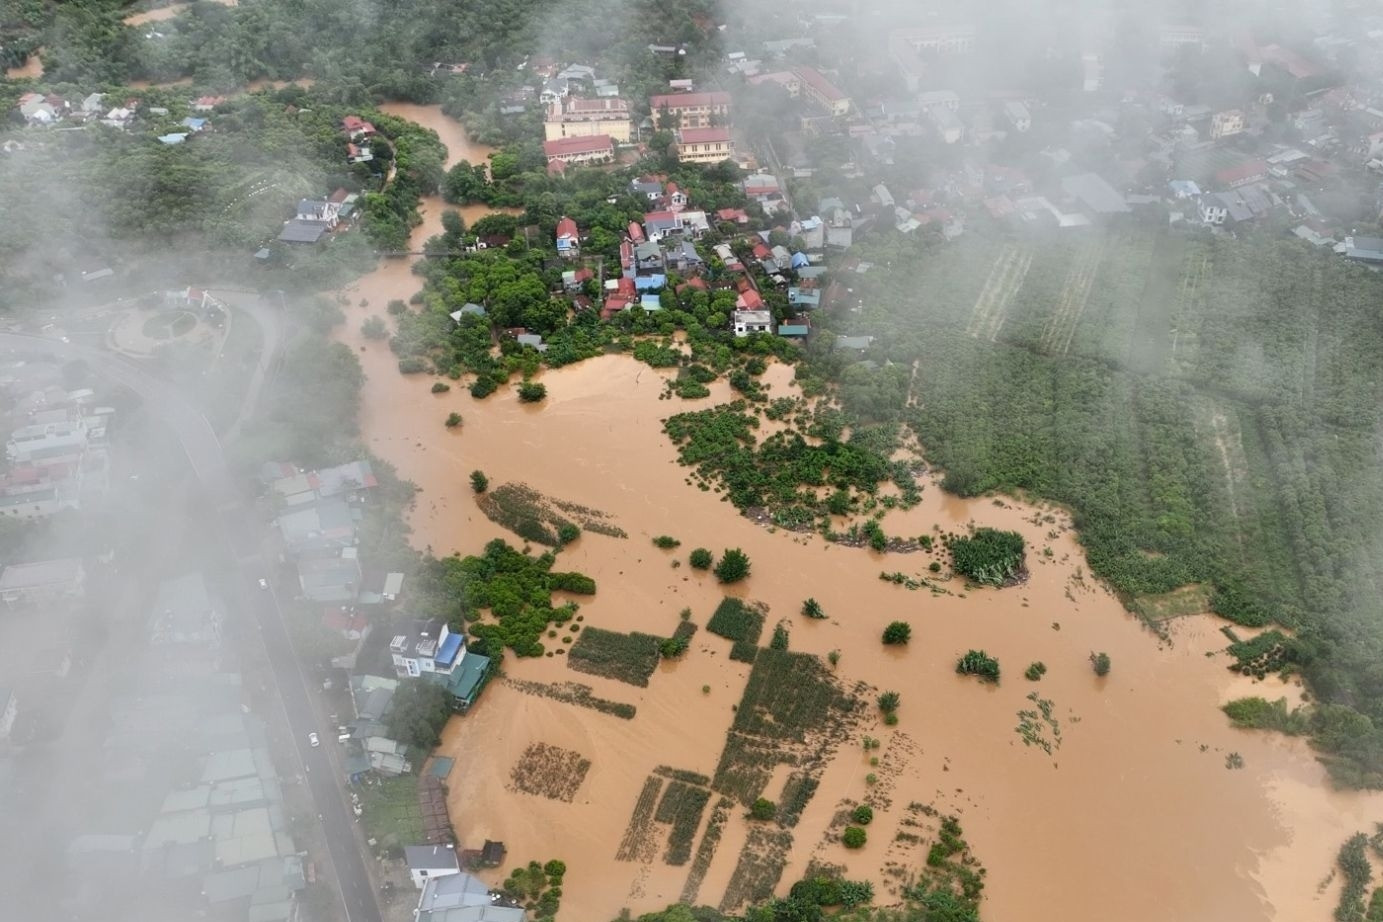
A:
<box><xmin>948</xmin><ymin>527</ymin><xmax>1025</xmax><ymax>585</ymax></box>
<box><xmin>431</xmin><ymin>381</ymin><xmax>451</xmax><ymax>393</ymax></box>
<box><xmin>556</xmin><ymin>523</ymin><xmax>580</xmax><ymax>546</ymax></box>
<box><xmin>957</xmin><ymin>650</ymin><xmax>1000</xmax><ymax>683</ymax></box>
<box><xmin>750</xmin><ymin>798</ymin><xmax>777</xmax><ymax>821</ymax></box>
<box><xmin>1222</xmin><ymin>696</ymin><xmax>1309</xmax><ymax>734</ymax></box>
<box><xmin>652</xmin><ymin>535</ymin><xmax>681</xmax><ymax>549</ymax></box>
<box><xmin>882</xmin><ymin>621</ymin><xmax>911</xmax><ymax>645</ymax></box>
<box><xmin>362</xmin><ymin>315</ymin><xmax>388</xmax><ymax>340</ymax></box>
<box><xmin>770</xmin><ymin>623</ymin><xmax>789</xmax><ymax>651</ymax></box>
<box><xmin>1090</xmin><ymin>652</ymin><xmax>1111</xmax><ymax>677</ymax></box>
<box><xmin>877</xmin><ymin>691</ymin><xmax>900</xmax><ymax>713</ymax></box>
<box><xmin>398</xmin><ymin>357</ymin><xmax>428</xmax><ymax>374</ymax></box>
<box><xmin>689</xmin><ymin>548</ymin><xmax>713</xmax><ymax>569</ymax></box>
<box><xmin>518</xmin><ymin>381</ymin><xmax>547</xmax><ymax>403</ymax></box>
<box><xmin>445</xmin><ymin>412</ymin><xmax>463</xmax><ymax>428</ymax></box>
<box><xmin>470</xmin><ymin>470</ymin><xmax>489</xmax><ymax>494</ymax></box>
<box><xmin>469</xmin><ymin>376</ymin><xmax>498</xmax><ymax>398</ymax></box>
<box><xmin>802</xmin><ymin>598</ymin><xmax>826</xmax><ymax>619</ymax></box>
<box><xmin>852</xmin><ymin>804</ymin><xmax>874</xmax><ymax>825</ymax></box>
<box><xmin>842</xmin><ymin>826</ymin><xmax>867</xmax><ymax>849</ymax></box>
<box><xmin>714</xmin><ymin>548</ymin><xmax>751</xmax><ymax>583</ymax></box>
<box><xmin>1024</xmin><ymin>662</ymin><xmax>1047</xmax><ymax>681</ymax></box>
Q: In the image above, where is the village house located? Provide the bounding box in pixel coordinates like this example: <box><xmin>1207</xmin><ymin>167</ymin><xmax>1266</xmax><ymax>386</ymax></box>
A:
<box><xmin>17</xmin><ymin>92</ymin><xmax>64</xmax><ymax>126</ymax></box>
<box><xmin>676</xmin><ymin>126</ymin><xmax>734</xmax><ymax>163</ymax></box>
<box><xmin>555</xmin><ymin>216</ymin><xmax>580</xmax><ymax>258</ymax></box>
<box><xmin>1215</xmin><ymin>159</ymin><xmax>1269</xmax><ymax>189</ymax></box>
<box><xmin>342</xmin><ymin>115</ymin><xmax>375</xmax><ymax>140</ymax></box>
<box><xmin>732</xmin><ymin>309</ymin><xmax>773</xmax><ymax>336</ymax></box>
<box><xmin>649</xmin><ymin>91</ymin><xmax>731</xmax><ymax>128</ymax></box>
<box><xmin>405</xmin><ymin>846</ymin><xmax>462</xmax><ymax>890</ymax></box>
<box><xmin>1211</xmin><ymin>109</ymin><xmax>1246</xmax><ymax>140</ymax></box>
<box><xmin>643</xmin><ymin>211</ymin><xmax>683</xmax><ymax>243</ymax></box>
<box><xmin>297</xmin><ymin>549</ymin><xmax>362</xmax><ymax>603</ymax></box>
<box><xmin>794</xmin><ymin>66</ymin><xmax>851</xmax><ymax>116</ymax></box>
<box><xmin>192</xmin><ymin>95</ymin><xmax>226</xmax><ymax>112</ymax></box>
<box><xmin>347</xmin><ymin>142</ymin><xmax>373</xmax><ymax>164</ymax></box>
<box><xmin>542</xmin><ymin>133</ymin><xmax>615</xmax><ymax>167</ymax></box>
<box><xmin>389</xmin><ymin>619</ymin><xmax>493</xmax><ymax>711</ymax></box>
<box><xmin>415</xmin><ymin>872</ymin><xmax>523</xmax><ymax>922</ymax></box>
<box><xmin>544</xmin><ymin>96</ymin><xmax>633</xmax><ymax>142</ymax></box>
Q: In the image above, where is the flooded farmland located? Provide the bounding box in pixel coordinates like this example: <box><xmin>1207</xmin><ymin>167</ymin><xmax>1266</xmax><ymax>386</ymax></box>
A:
<box><xmin>327</xmin><ymin>108</ymin><xmax>1383</xmax><ymax>922</ymax></box>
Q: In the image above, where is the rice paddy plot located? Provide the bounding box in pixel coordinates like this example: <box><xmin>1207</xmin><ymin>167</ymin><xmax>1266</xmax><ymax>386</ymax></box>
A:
<box><xmin>508</xmin><ymin>743</ymin><xmax>591</xmax><ymax>802</ymax></box>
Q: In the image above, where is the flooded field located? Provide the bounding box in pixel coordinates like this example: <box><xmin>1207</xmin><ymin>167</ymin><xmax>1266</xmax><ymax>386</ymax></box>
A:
<box><xmin>123</xmin><ymin>0</ymin><xmax>237</xmax><ymax>27</ymax></box>
<box><xmin>326</xmin><ymin>109</ymin><xmax>1383</xmax><ymax>922</ymax></box>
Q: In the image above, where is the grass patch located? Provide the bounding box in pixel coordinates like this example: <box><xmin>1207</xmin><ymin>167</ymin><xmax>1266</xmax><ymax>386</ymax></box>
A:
<box><xmin>476</xmin><ymin>482</ymin><xmax>626</xmax><ymax>546</ymax></box>
<box><xmin>1130</xmin><ymin>583</ymin><xmax>1212</xmax><ymax>622</ymax></box>
<box><xmin>657</xmin><ymin>781</ymin><xmax>712</xmax><ymax>866</ymax></box>
<box><xmin>708</xmin><ymin>597</ymin><xmax>765</xmax><ymax>646</ymax></box>
<box><xmin>616</xmin><ymin>776</ymin><xmax>664</xmax><ymax>863</ymax></box>
<box><xmin>509</xmin><ymin>743</ymin><xmax>591</xmax><ymax>802</ymax></box>
<box><xmin>1222</xmin><ymin>696</ymin><xmax>1309</xmax><ymax>734</ymax></box>
<box><xmin>947</xmin><ymin>527</ymin><xmax>1026</xmax><ymax>586</ymax></box>
<box><xmin>567</xmin><ymin>627</ymin><xmax>663</xmax><ymax>687</ymax></box>
<box><xmin>718</xmin><ymin>826</ymin><xmax>794</xmax><ymax>912</ymax></box>
<box><xmin>446</xmin><ymin>539</ymin><xmax>594</xmax><ymax>658</ymax></box>
<box><xmin>505</xmin><ymin>678</ymin><xmax>636</xmax><ymax>719</ymax></box>
<box><xmin>359</xmin><ymin>775</ymin><xmax>425</xmax><ymax>855</ymax></box>
<box><xmin>681</xmin><ymin>797</ymin><xmax>732</xmax><ymax>903</ymax></box>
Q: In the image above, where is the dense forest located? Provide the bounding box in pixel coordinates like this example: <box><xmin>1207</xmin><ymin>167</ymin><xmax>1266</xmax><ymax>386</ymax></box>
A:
<box><xmin>818</xmin><ymin>222</ymin><xmax>1383</xmax><ymax>786</ymax></box>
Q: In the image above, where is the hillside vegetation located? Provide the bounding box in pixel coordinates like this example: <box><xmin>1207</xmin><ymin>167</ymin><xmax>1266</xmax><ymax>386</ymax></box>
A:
<box><xmin>824</xmin><ymin>223</ymin><xmax>1383</xmax><ymax>786</ymax></box>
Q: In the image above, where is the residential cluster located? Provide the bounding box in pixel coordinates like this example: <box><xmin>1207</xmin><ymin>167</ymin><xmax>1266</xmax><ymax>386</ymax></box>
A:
<box><xmin>537</xmin><ymin>62</ymin><xmax>738</xmax><ymax>173</ymax></box>
<box><xmin>259</xmin><ymin>459</ymin><xmax>493</xmax><ymax>772</ymax></box>
<box><xmin>11</xmin><ymin>89</ymin><xmax>215</xmax><ymax>144</ymax></box>
<box><xmin>0</xmin><ymin>361</ymin><xmax>113</xmax><ymax>521</ymax></box>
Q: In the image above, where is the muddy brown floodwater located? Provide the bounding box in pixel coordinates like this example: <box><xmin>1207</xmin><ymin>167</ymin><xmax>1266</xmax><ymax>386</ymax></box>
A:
<box><xmin>331</xmin><ymin>110</ymin><xmax>1383</xmax><ymax>922</ymax></box>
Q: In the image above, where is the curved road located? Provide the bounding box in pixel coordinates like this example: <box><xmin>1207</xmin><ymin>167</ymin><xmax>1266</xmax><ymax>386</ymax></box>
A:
<box><xmin>0</xmin><ymin>324</ymin><xmax>382</xmax><ymax>922</ymax></box>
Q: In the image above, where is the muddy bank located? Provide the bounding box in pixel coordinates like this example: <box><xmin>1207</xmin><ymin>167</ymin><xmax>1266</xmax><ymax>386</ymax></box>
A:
<box><xmin>123</xmin><ymin>0</ymin><xmax>236</xmax><ymax>27</ymax></box>
<box><xmin>5</xmin><ymin>52</ymin><xmax>42</xmax><ymax>81</ymax></box>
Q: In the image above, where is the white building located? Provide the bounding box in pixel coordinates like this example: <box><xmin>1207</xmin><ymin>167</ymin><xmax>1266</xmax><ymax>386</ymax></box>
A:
<box><xmin>0</xmin><ymin>558</ymin><xmax>86</xmax><ymax>607</ymax></box>
<box><xmin>405</xmin><ymin>846</ymin><xmax>461</xmax><ymax>889</ymax></box>
<box><xmin>732</xmin><ymin>310</ymin><xmax>773</xmax><ymax>336</ymax></box>
<box><xmin>1004</xmin><ymin>101</ymin><xmax>1031</xmax><ymax>132</ymax></box>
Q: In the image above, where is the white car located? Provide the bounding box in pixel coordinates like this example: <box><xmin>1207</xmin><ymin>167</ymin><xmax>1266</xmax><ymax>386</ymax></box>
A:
<box><xmin>308</xmin><ymin>732</ymin><xmax>320</xmax><ymax>748</ymax></box>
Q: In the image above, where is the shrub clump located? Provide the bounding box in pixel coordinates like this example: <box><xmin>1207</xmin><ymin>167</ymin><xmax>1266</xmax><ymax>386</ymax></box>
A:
<box><xmin>851</xmin><ymin>804</ymin><xmax>874</xmax><ymax>825</ymax></box>
<box><xmin>431</xmin><ymin>381</ymin><xmax>451</xmax><ymax>393</ymax></box>
<box><xmin>652</xmin><ymin>535</ymin><xmax>681</xmax><ymax>549</ymax></box>
<box><xmin>802</xmin><ymin>598</ymin><xmax>826</xmax><ymax>619</ymax></box>
<box><xmin>1090</xmin><ymin>652</ymin><xmax>1111</xmax><ymax>677</ymax></box>
<box><xmin>689</xmin><ymin>548</ymin><xmax>713</xmax><ymax>569</ymax></box>
<box><xmin>948</xmin><ymin>527</ymin><xmax>1026</xmax><ymax>585</ymax></box>
<box><xmin>842</xmin><ymin>826</ymin><xmax>867</xmax><ymax>849</ymax></box>
<box><xmin>518</xmin><ymin>381</ymin><xmax>547</xmax><ymax>403</ymax></box>
<box><xmin>714</xmin><ymin>548</ymin><xmax>751</xmax><ymax>583</ymax></box>
<box><xmin>882</xmin><ymin>621</ymin><xmax>911</xmax><ymax>645</ymax></box>
<box><xmin>957</xmin><ymin>649</ymin><xmax>1000</xmax><ymax>683</ymax></box>
<box><xmin>470</xmin><ymin>470</ymin><xmax>489</xmax><ymax>494</ymax></box>
<box><xmin>1024</xmin><ymin>662</ymin><xmax>1047</xmax><ymax>681</ymax></box>
<box><xmin>445</xmin><ymin>412</ymin><xmax>463</xmax><ymax>428</ymax></box>
<box><xmin>750</xmin><ymin>798</ymin><xmax>777</xmax><ymax>821</ymax></box>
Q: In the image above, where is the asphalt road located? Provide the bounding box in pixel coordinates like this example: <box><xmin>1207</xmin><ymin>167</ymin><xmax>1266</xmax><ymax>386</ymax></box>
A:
<box><xmin>0</xmin><ymin>328</ymin><xmax>383</xmax><ymax>922</ymax></box>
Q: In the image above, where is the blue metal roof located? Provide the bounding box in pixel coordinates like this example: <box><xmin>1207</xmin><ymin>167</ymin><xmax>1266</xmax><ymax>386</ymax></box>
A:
<box><xmin>435</xmin><ymin>632</ymin><xmax>463</xmax><ymax>667</ymax></box>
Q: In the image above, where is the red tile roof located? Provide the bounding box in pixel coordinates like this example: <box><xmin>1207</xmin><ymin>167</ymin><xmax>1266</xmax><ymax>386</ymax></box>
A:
<box><xmin>556</xmin><ymin>216</ymin><xmax>579</xmax><ymax>239</ymax></box>
<box><xmin>678</xmin><ymin>126</ymin><xmax>731</xmax><ymax>144</ymax></box>
<box><xmin>1215</xmin><ymin>160</ymin><xmax>1268</xmax><ymax>186</ymax></box>
<box><xmin>628</xmin><ymin>221</ymin><xmax>646</xmax><ymax>242</ymax></box>
<box><xmin>542</xmin><ymin>134</ymin><xmax>614</xmax><ymax>158</ymax></box>
<box><xmin>794</xmin><ymin>66</ymin><xmax>847</xmax><ymax>102</ymax></box>
<box><xmin>650</xmin><ymin>91</ymin><xmax>731</xmax><ymax>110</ymax></box>
<box><xmin>342</xmin><ymin>115</ymin><xmax>375</xmax><ymax>133</ymax></box>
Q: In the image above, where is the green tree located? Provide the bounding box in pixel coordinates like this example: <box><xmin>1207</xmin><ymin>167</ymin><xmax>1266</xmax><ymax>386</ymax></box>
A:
<box><xmin>470</xmin><ymin>470</ymin><xmax>489</xmax><ymax>493</ymax></box>
<box><xmin>361</xmin><ymin>315</ymin><xmax>388</xmax><ymax>339</ymax></box>
<box><xmin>445</xmin><ymin>412</ymin><xmax>463</xmax><ymax>428</ymax></box>
<box><xmin>851</xmin><ymin>804</ymin><xmax>874</xmax><ymax>825</ymax></box>
<box><xmin>518</xmin><ymin>381</ymin><xmax>547</xmax><ymax>403</ymax></box>
<box><xmin>882</xmin><ymin>621</ymin><xmax>911</xmax><ymax>645</ymax></box>
<box><xmin>750</xmin><ymin>798</ymin><xmax>777</xmax><ymax>821</ymax></box>
<box><xmin>689</xmin><ymin>548</ymin><xmax>713</xmax><ymax>570</ymax></box>
<box><xmin>842</xmin><ymin>826</ymin><xmax>867</xmax><ymax>849</ymax></box>
<box><xmin>802</xmin><ymin>598</ymin><xmax>826</xmax><ymax>619</ymax></box>
<box><xmin>384</xmin><ymin>679</ymin><xmax>455</xmax><ymax>749</ymax></box>
<box><xmin>1091</xmin><ymin>652</ymin><xmax>1111</xmax><ymax>677</ymax></box>
<box><xmin>877</xmin><ymin>691</ymin><xmax>900</xmax><ymax>713</ymax></box>
<box><xmin>714</xmin><ymin>548</ymin><xmax>751</xmax><ymax>583</ymax></box>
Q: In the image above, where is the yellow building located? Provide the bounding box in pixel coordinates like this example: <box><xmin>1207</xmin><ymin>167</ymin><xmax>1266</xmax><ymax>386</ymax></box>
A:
<box><xmin>676</xmin><ymin>127</ymin><xmax>734</xmax><ymax>164</ymax></box>
<box><xmin>544</xmin><ymin>97</ymin><xmax>633</xmax><ymax>142</ymax></box>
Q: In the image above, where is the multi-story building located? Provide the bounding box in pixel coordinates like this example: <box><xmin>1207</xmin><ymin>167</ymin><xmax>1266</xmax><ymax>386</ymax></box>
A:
<box><xmin>543</xmin><ymin>134</ymin><xmax>615</xmax><ymax>166</ymax></box>
<box><xmin>544</xmin><ymin>97</ymin><xmax>632</xmax><ymax>142</ymax></box>
<box><xmin>649</xmin><ymin>91</ymin><xmax>731</xmax><ymax>129</ymax></box>
<box><xmin>389</xmin><ymin>620</ymin><xmax>494</xmax><ymax>711</ymax></box>
<box><xmin>793</xmin><ymin>67</ymin><xmax>851</xmax><ymax>116</ymax></box>
<box><xmin>1211</xmin><ymin>109</ymin><xmax>1246</xmax><ymax>139</ymax></box>
<box><xmin>675</xmin><ymin>127</ymin><xmax>734</xmax><ymax>164</ymax></box>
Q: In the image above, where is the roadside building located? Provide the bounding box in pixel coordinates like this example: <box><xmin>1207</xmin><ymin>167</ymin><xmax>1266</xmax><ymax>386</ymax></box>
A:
<box><xmin>675</xmin><ymin>127</ymin><xmax>734</xmax><ymax>164</ymax></box>
<box><xmin>649</xmin><ymin>91</ymin><xmax>731</xmax><ymax>128</ymax></box>
<box><xmin>405</xmin><ymin>845</ymin><xmax>462</xmax><ymax>889</ymax></box>
<box><xmin>0</xmin><ymin>558</ymin><xmax>86</xmax><ymax>607</ymax></box>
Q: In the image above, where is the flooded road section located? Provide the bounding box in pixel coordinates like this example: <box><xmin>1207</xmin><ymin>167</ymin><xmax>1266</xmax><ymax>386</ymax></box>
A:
<box><xmin>330</xmin><ymin>111</ymin><xmax>1383</xmax><ymax>922</ymax></box>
